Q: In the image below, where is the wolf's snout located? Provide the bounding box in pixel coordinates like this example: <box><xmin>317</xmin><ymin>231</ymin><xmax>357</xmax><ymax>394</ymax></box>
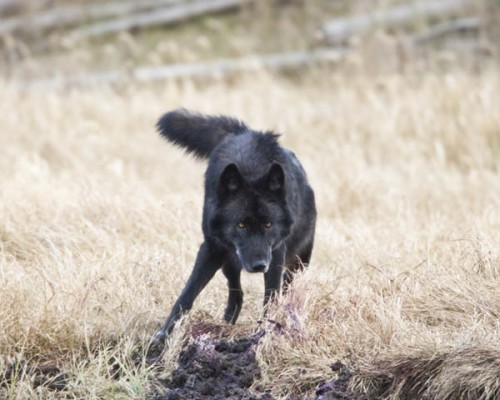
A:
<box><xmin>249</xmin><ymin>263</ymin><xmax>269</xmax><ymax>273</ymax></box>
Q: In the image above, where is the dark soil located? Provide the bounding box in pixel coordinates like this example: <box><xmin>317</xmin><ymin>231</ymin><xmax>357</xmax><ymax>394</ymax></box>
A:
<box><xmin>151</xmin><ymin>328</ymin><xmax>361</xmax><ymax>400</ymax></box>
<box><xmin>152</xmin><ymin>330</ymin><xmax>274</xmax><ymax>400</ymax></box>
<box><xmin>315</xmin><ymin>361</ymin><xmax>365</xmax><ymax>400</ymax></box>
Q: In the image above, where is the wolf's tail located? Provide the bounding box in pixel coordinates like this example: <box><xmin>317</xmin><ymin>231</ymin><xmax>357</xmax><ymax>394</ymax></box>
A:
<box><xmin>156</xmin><ymin>109</ymin><xmax>248</xmax><ymax>159</ymax></box>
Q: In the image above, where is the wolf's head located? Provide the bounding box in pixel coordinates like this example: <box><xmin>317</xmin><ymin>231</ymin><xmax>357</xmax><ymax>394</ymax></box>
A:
<box><xmin>210</xmin><ymin>162</ymin><xmax>293</xmax><ymax>273</ymax></box>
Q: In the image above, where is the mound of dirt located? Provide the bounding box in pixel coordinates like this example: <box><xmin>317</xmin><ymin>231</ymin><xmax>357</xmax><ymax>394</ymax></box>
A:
<box><xmin>153</xmin><ymin>330</ymin><xmax>274</xmax><ymax>400</ymax></box>
<box><xmin>152</xmin><ymin>329</ymin><xmax>359</xmax><ymax>400</ymax></box>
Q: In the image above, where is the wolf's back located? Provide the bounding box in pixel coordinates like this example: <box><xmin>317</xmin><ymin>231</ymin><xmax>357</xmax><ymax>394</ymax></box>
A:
<box><xmin>156</xmin><ymin>109</ymin><xmax>248</xmax><ymax>159</ymax></box>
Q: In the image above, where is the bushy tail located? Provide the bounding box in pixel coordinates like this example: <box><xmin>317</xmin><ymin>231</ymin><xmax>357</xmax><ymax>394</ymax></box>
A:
<box><xmin>156</xmin><ymin>109</ymin><xmax>248</xmax><ymax>159</ymax></box>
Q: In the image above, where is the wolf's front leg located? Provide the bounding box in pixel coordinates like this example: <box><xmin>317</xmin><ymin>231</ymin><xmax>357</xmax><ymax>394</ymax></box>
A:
<box><xmin>263</xmin><ymin>243</ymin><xmax>286</xmax><ymax>306</ymax></box>
<box><xmin>222</xmin><ymin>262</ymin><xmax>243</xmax><ymax>324</ymax></box>
<box><xmin>154</xmin><ymin>242</ymin><xmax>222</xmax><ymax>343</ymax></box>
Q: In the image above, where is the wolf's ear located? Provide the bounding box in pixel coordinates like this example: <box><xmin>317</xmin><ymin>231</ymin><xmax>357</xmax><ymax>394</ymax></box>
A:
<box><xmin>219</xmin><ymin>163</ymin><xmax>242</xmax><ymax>196</ymax></box>
<box><xmin>266</xmin><ymin>163</ymin><xmax>285</xmax><ymax>192</ymax></box>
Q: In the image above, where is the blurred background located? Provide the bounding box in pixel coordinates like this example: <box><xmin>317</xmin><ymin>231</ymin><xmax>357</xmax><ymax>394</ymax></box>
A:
<box><xmin>1</xmin><ymin>0</ymin><xmax>498</xmax><ymax>87</ymax></box>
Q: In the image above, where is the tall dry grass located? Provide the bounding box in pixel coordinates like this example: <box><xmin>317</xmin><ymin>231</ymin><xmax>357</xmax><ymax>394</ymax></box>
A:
<box><xmin>1</xmin><ymin>66</ymin><xmax>499</xmax><ymax>398</ymax></box>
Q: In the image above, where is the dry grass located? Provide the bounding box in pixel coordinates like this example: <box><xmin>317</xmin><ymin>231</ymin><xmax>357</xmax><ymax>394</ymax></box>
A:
<box><xmin>1</xmin><ymin>63</ymin><xmax>499</xmax><ymax>399</ymax></box>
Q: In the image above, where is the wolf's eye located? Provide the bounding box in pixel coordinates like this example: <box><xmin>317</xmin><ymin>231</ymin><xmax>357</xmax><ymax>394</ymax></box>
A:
<box><xmin>264</xmin><ymin>221</ymin><xmax>272</xmax><ymax>228</ymax></box>
<box><xmin>237</xmin><ymin>222</ymin><xmax>246</xmax><ymax>229</ymax></box>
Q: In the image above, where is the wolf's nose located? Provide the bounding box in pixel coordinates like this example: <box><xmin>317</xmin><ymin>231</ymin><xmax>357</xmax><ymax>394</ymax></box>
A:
<box><xmin>250</xmin><ymin>263</ymin><xmax>268</xmax><ymax>273</ymax></box>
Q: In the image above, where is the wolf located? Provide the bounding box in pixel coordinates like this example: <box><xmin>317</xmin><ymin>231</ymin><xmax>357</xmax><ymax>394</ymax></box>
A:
<box><xmin>154</xmin><ymin>109</ymin><xmax>316</xmax><ymax>343</ymax></box>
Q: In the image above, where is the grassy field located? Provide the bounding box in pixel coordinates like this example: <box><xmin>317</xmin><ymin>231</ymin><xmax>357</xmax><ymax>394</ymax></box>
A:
<box><xmin>1</xmin><ymin>61</ymin><xmax>499</xmax><ymax>398</ymax></box>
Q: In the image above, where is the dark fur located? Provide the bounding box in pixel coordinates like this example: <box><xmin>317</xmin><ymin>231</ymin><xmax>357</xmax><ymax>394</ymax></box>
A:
<box><xmin>155</xmin><ymin>109</ymin><xmax>316</xmax><ymax>342</ymax></box>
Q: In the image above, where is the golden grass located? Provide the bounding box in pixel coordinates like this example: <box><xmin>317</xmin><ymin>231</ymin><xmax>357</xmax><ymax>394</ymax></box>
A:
<box><xmin>1</xmin><ymin>66</ymin><xmax>499</xmax><ymax>398</ymax></box>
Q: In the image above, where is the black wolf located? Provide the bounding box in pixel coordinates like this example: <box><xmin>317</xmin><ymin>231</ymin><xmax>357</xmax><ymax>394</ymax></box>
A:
<box><xmin>154</xmin><ymin>109</ymin><xmax>316</xmax><ymax>342</ymax></box>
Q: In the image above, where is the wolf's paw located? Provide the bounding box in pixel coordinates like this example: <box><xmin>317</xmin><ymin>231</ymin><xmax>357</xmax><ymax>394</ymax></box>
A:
<box><xmin>153</xmin><ymin>328</ymin><xmax>167</xmax><ymax>344</ymax></box>
<box><xmin>145</xmin><ymin>330</ymin><xmax>167</xmax><ymax>363</ymax></box>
